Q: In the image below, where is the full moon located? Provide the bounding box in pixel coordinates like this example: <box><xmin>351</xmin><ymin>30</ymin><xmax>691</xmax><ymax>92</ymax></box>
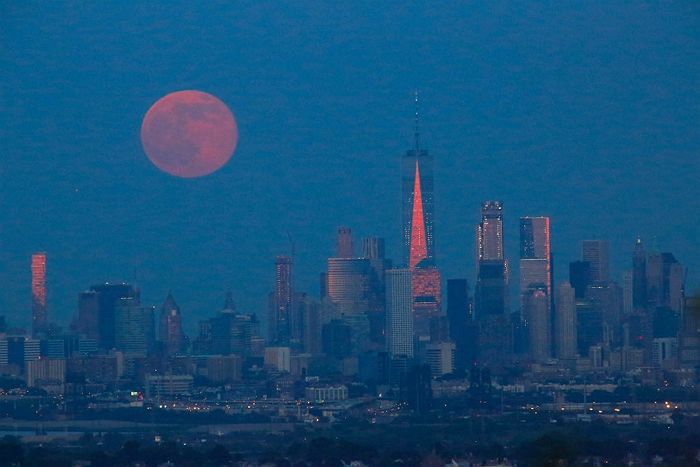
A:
<box><xmin>141</xmin><ymin>90</ymin><xmax>238</xmax><ymax>178</ymax></box>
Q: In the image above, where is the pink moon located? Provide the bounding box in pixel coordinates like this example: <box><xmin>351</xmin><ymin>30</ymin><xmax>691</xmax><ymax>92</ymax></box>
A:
<box><xmin>141</xmin><ymin>90</ymin><xmax>238</xmax><ymax>178</ymax></box>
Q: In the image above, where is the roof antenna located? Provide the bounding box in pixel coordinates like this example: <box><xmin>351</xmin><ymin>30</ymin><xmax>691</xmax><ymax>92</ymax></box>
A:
<box><xmin>414</xmin><ymin>90</ymin><xmax>420</xmax><ymax>151</ymax></box>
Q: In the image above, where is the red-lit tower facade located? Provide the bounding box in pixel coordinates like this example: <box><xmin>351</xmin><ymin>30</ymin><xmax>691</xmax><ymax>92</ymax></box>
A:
<box><xmin>31</xmin><ymin>252</ymin><xmax>47</xmax><ymax>336</ymax></box>
<box><xmin>401</xmin><ymin>94</ymin><xmax>444</xmax><ymax>344</ymax></box>
<box><xmin>402</xmin><ymin>94</ymin><xmax>435</xmax><ymax>267</ymax></box>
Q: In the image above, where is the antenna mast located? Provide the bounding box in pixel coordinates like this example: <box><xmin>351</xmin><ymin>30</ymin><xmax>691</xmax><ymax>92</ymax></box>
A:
<box><xmin>414</xmin><ymin>90</ymin><xmax>420</xmax><ymax>151</ymax></box>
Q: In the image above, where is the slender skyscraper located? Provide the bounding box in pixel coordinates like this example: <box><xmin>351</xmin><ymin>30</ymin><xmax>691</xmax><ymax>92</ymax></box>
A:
<box><xmin>31</xmin><ymin>252</ymin><xmax>47</xmax><ymax>336</ymax></box>
<box><xmin>623</xmin><ymin>270</ymin><xmax>634</xmax><ymax>315</ymax></box>
<box><xmin>524</xmin><ymin>286</ymin><xmax>551</xmax><ymax>363</ymax></box>
<box><xmin>519</xmin><ymin>217</ymin><xmax>553</xmax><ymax>314</ymax></box>
<box><xmin>475</xmin><ymin>202</ymin><xmax>511</xmax><ymax>370</ymax></box>
<box><xmin>632</xmin><ymin>237</ymin><xmax>647</xmax><ymax>310</ymax></box>
<box><xmin>555</xmin><ymin>282</ymin><xmax>577</xmax><ymax>359</ymax></box>
<box><xmin>268</xmin><ymin>256</ymin><xmax>293</xmax><ymax>344</ymax></box>
<box><xmin>362</xmin><ymin>236</ymin><xmax>391</xmax><ymax>345</ymax></box>
<box><xmin>385</xmin><ymin>268</ymin><xmax>413</xmax><ymax>359</ymax></box>
<box><xmin>447</xmin><ymin>279</ymin><xmax>476</xmax><ymax>369</ymax></box>
<box><xmin>402</xmin><ymin>92</ymin><xmax>434</xmax><ymax>266</ymax></box>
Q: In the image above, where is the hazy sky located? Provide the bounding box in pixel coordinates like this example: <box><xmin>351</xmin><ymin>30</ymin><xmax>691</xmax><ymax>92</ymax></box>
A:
<box><xmin>2</xmin><ymin>2</ymin><xmax>699</xmax><ymax>334</ymax></box>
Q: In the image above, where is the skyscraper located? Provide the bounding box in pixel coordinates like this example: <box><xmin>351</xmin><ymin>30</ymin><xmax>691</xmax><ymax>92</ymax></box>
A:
<box><xmin>474</xmin><ymin>202</ymin><xmax>512</xmax><ymax>370</ymax></box>
<box><xmin>679</xmin><ymin>294</ymin><xmax>700</xmax><ymax>368</ymax></box>
<box><xmin>408</xmin><ymin>161</ymin><xmax>428</xmax><ymax>269</ymax></box>
<box><xmin>362</xmin><ymin>237</ymin><xmax>385</xmax><ymax>260</ymax></box>
<box><xmin>447</xmin><ymin>279</ymin><xmax>476</xmax><ymax>369</ymax></box>
<box><xmin>268</xmin><ymin>255</ymin><xmax>293</xmax><ymax>345</ymax></box>
<box><xmin>89</xmin><ymin>283</ymin><xmax>140</xmax><ymax>350</ymax></box>
<box><xmin>425</xmin><ymin>341</ymin><xmax>455</xmax><ymax>377</ymax></box>
<box><xmin>475</xmin><ymin>201</ymin><xmax>508</xmax><ymax>318</ymax></box>
<box><xmin>524</xmin><ymin>286</ymin><xmax>551</xmax><ymax>363</ymax></box>
<box><xmin>623</xmin><ymin>270</ymin><xmax>634</xmax><ymax>315</ymax></box>
<box><xmin>646</xmin><ymin>252</ymin><xmax>684</xmax><ymax>313</ymax></box>
<box><xmin>582</xmin><ymin>240</ymin><xmax>610</xmax><ymax>283</ymax></box>
<box><xmin>475</xmin><ymin>260</ymin><xmax>508</xmax><ymax>318</ymax></box>
<box><xmin>210</xmin><ymin>304</ymin><xmax>260</xmax><ymax>357</ymax></box>
<box><xmin>412</xmin><ymin>259</ymin><xmax>444</xmax><ymax>342</ymax></box>
<box><xmin>114</xmin><ymin>297</ymin><xmax>154</xmax><ymax>356</ymax></box>
<box><xmin>385</xmin><ymin>268</ymin><xmax>413</xmax><ymax>359</ymax></box>
<box><xmin>519</xmin><ymin>216</ymin><xmax>552</xmax><ymax>302</ymax></box>
<box><xmin>555</xmin><ymin>282</ymin><xmax>577</xmax><ymax>359</ymax></box>
<box><xmin>632</xmin><ymin>237</ymin><xmax>647</xmax><ymax>310</ymax></box>
<box><xmin>401</xmin><ymin>94</ymin><xmax>434</xmax><ymax>266</ymax></box>
<box><xmin>362</xmin><ymin>236</ymin><xmax>392</xmax><ymax>345</ymax></box>
<box><xmin>326</xmin><ymin>258</ymin><xmax>372</xmax><ymax>316</ymax></box>
<box><xmin>73</xmin><ymin>290</ymin><xmax>100</xmax><ymax>341</ymax></box>
<box><xmin>336</xmin><ymin>226</ymin><xmax>354</xmax><ymax>258</ymax></box>
<box><xmin>477</xmin><ymin>201</ymin><xmax>504</xmax><ymax>262</ymax></box>
<box><xmin>519</xmin><ymin>217</ymin><xmax>550</xmax><ymax>259</ymax></box>
<box><xmin>569</xmin><ymin>261</ymin><xmax>591</xmax><ymax>299</ymax></box>
<box><xmin>298</xmin><ymin>295</ymin><xmax>324</xmax><ymax>356</ymax></box>
<box><xmin>31</xmin><ymin>252</ymin><xmax>47</xmax><ymax>336</ymax></box>
<box><xmin>160</xmin><ymin>293</ymin><xmax>185</xmax><ymax>355</ymax></box>
<box><xmin>326</xmin><ymin>256</ymin><xmax>372</xmax><ymax>352</ymax></box>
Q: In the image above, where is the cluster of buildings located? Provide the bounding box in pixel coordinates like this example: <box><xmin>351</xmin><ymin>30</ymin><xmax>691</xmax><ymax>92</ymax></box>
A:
<box><xmin>2</xmin><ymin>113</ymin><xmax>698</xmax><ymax>410</ymax></box>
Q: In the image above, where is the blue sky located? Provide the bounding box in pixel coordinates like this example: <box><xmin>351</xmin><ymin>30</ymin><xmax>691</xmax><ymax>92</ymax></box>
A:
<box><xmin>1</xmin><ymin>2</ymin><xmax>699</xmax><ymax>333</ymax></box>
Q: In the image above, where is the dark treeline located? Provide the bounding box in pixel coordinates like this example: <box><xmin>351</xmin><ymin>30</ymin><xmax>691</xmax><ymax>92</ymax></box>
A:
<box><xmin>1</xmin><ymin>426</ymin><xmax>700</xmax><ymax>466</ymax></box>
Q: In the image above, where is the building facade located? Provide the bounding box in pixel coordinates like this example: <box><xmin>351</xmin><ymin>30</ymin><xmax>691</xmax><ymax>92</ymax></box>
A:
<box><xmin>582</xmin><ymin>240</ymin><xmax>610</xmax><ymax>283</ymax></box>
<box><xmin>31</xmin><ymin>252</ymin><xmax>47</xmax><ymax>336</ymax></box>
<box><xmin>555</xmin><ymin>282</ymin><xmax>577</xmax><ymax>359</ymax></box>
<box><xmin>401</xmin><ymin>115</ymin><xmax>434</xmax><ymax>266</ymax></box>
<box><xmin>269</xmin><ymin>256</ymin><xmax>293</xmax><ymax>345</ymax></box>
<box><xmin>385</xmin><ymin>269</ymin><xmax>413</xmax><ymax>359</ymax></box>
<box><xmin>160</xmin><ymin>293</ymin><xmax>185</xmax><ymax>355</ymax></box>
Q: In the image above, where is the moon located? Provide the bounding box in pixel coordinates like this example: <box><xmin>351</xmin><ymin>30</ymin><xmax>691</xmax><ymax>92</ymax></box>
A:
<box><xmin>141</xmin><ymin>90</ymin><xmax>238</xmax><ymax>178</ymax></box>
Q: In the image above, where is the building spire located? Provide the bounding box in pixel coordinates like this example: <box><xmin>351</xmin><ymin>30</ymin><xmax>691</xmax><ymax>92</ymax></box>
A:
<box><xmin>409</xmin><ymin>160</ymin><xmax>428</xmax><ymax>269</ymax></box>
<box><xmin>414</xmin><ymin>90</ymin><xmax>420</xmax><ymax>151</ymax></box>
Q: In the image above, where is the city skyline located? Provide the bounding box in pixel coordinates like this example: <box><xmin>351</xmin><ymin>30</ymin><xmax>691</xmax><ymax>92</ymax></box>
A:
<box><xmin>13</xmin><ymin>221</ymin><xmax>693</xmax><ymax>341</ymax></box>
<box><xmin>4</xmin><ymin>179</ymin><xmax>698</xmax><ymax>334</ymax></box>
<box><xmin>2</xmin><ymin>4</ymin><xmax>700</xmax><ymax>463</ymax></box>
<box><xmin>2</xmin><ymin>2</ymin><xmax>699</xmax><ymax>335</ymax></box>
<box><xmin>4</xmin><ymin>124</ymin><xmax>696</xmax><ymax>334</ymax></box>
